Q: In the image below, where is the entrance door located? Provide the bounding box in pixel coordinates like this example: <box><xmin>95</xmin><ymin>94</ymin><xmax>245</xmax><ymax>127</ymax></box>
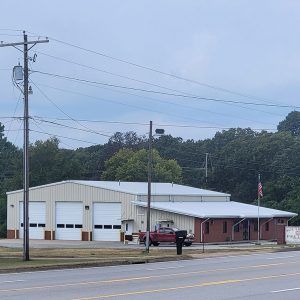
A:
<box><xmin>243</xmin><ymin>220</ymin><xmax>250</xmax><ymax>240</ymax></box>
<box><xmin>125</xmin><ymin>221</ymin><xmax>133</xmax><ymax>236</ymax></box>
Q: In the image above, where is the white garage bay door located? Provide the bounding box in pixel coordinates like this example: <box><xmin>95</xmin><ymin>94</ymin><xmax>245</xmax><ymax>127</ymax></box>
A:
<box><xmin>19</xmin><ymin>202</ymin><xmax>46</xmax><ymax>240</ymax></box>
<box><xmin>93</xmin><ymin>203</ymin><xmax>121</xmax><ymax>241</ymax></box>
<box><xmin>55</xmin><ymin>202</ymin><xmax>83</xmax><ymax>240</ymax></box>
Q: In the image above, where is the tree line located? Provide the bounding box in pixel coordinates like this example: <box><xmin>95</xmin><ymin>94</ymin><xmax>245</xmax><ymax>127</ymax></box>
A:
<box><xmin>1</xmin><ymin>111</ymin><xmax>300</xmax><ymax>237</ymax></box>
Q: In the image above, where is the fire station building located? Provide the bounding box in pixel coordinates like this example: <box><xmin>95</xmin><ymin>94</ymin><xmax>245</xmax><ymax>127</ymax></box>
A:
<box><xmin>6</xmin><ymin>180</ymin><xmax>297</xmax><ymax>244</ymax></box>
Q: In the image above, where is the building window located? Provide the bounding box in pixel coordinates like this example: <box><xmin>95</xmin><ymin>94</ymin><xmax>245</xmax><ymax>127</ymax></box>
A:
<box><xmin>265</xmin><ymin>222</ymin><xmax>269</xmax><ymax>231</ymax></box>
<box><xmin>205</xmin><ymin>222</ymin><xmax>209</xmax><ymax>234</ymax></box>
<box><xmin>223</xmin><ymin>221</ymin><xmax>227</xmax><ymax>233</ymax></box>
<box><xmin>277</xmin><ymin>219</ymin><xmax>285</xmax><ymax>224</ymax></box>
<box><xmin>234</xmin><ymin>223</ymin><xmax>239</xmax><ymax>233</ymax></box>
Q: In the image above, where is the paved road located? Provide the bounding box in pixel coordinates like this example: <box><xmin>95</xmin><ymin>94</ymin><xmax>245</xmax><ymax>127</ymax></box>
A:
<box><xmin>1</xmin><ymin>250</ymin><xmax>300</xmax><ymax>299</ymax></box>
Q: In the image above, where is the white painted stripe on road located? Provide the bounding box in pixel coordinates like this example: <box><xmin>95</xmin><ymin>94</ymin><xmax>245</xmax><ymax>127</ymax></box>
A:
<box><xmin>1</xmin><ymin>280</ymin><xmax>25</xmax><ymax>283</ymax></box>
<box><xmin>267</xmin><ymin>256</ymin><xmax>295</xmax><ymax>260</ymax></box>
<box><xmin>272</xmin><ymin>287</ymin><xmax>300</xmax><ymax>293</ymax></box>
<box><xmin>146</xmin><ymin>266</ymin><xmax>185</xmax><ymax>271</ymax></box>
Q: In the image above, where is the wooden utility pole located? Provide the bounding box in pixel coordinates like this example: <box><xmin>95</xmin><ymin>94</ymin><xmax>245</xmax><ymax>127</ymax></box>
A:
<box><xmin>0</xmin><ymin>31</ymin><xmax>49</xmax><ymax>261</ymax></box>
<box><xmin>146</xmin><ymin>121</ymin><xmax>153</xmax><ymax>253</ymax></box>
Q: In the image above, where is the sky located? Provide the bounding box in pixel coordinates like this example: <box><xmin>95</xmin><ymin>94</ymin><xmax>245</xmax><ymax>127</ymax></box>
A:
<box><xmin>1</xmin><ymin>0</ymin><xmax>300</xmax><ymax>149</ymax></box>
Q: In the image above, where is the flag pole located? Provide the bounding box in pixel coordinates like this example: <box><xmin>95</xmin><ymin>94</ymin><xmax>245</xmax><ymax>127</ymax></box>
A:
<box><xmin>257</xmin><ymin>173</ymin><xmax>261</xmax><ymax>245</ymax></box>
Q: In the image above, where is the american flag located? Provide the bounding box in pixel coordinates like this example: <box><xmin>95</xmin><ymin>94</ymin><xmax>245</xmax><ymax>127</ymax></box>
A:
<box><xmin>258</xmin><ymin>181</ymin><xmax>263</xmax><ymax>198</ymax></box>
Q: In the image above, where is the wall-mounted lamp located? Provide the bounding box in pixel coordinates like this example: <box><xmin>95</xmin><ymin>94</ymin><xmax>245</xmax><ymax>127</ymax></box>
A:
<box><xmin>85</xmin><ymin>205</ymin><xmax>90</xmax><ymax>210</ymax></box>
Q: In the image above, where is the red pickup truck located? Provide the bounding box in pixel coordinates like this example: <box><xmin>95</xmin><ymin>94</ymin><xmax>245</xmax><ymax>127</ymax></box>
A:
<box><xmin>139</xmin><ymin>227</ymin><xmax>194</xmax><ymax>247</ymax></box>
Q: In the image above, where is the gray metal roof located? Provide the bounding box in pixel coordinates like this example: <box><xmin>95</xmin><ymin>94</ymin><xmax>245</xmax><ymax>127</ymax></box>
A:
<box><xmin>71</xmin><ymin>180</ymin><xmax>230</xmax><ymax>196</ymax></box>
<box><xmin>7</xmin><ymin>180</ymin><xmax>230</xmax><ymax>197</ymax></box>
<box><xmin>132</xmin><ymin>200</ymin><xmax>297</xmax><ymax>219</ymax></box>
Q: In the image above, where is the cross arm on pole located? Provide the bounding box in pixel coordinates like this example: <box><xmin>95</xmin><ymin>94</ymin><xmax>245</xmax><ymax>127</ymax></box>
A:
<box><xmin>0</xmin><ymin>39</ymin><xmax>49</xmax><ymax>48</ymax></box>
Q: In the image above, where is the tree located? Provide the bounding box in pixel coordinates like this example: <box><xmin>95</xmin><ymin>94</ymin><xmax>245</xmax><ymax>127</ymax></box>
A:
<box><xmin>102</xmin><ymin>148</ymin><xmax>182</xmax><ymax>183</ymax></box>
<box><xmin>29</xmin><ymin>138</ymin><xmax>83</xmax><ymax>186</ymax></box>
<box><xmin>0</xmin><ymin>122</ymin><xmax>22</xmax><ymax>237</ymax></box>
<box><xmin>278</xmin><ymin>111</ymin><xmax>300</xmax><ymax>136</ymax></box>
<box><xmin>101</xmin><ymin>148</ymin><xmax>134</xmax><ymax>180</ymax></box>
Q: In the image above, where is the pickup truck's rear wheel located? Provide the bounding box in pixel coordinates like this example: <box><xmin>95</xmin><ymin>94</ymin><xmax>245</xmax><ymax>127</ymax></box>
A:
<box><xmin>152</xmin><ymin>242</ymin><xmax>160</xmax><ymax>246</ymax></box>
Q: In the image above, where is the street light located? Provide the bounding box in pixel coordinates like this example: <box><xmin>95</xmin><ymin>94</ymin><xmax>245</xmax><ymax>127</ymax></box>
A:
<box><xmin>145</xmin><ymin>121</ymin><xmax>164</xmax><ymax>253</ymax></box>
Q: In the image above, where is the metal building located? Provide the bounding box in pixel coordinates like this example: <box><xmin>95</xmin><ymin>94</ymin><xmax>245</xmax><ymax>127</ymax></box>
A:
<box><xmin>6</xmin><ymin>180</ymin><xmax>297</xmax><ymax>243</ymax></box>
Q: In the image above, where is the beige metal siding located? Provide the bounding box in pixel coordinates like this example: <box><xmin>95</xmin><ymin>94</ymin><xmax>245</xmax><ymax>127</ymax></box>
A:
<box><xmin>7</xmin><ymin>182</ymin><xmax>137</xmax><ymax>234</ymax></box>
<box><xmin>132</xmin><ymin>206</ymin><xmax>194</xmax><ymax>233</ymax></box>
<box><xmin>7</xmin><ymin>181</ymin><xmax>199</xmax><ymax>236</ymax></box>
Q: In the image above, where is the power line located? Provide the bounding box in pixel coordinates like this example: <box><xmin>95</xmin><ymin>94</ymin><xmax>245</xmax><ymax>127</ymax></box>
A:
<box><xmin>32</xmin><ymin>70</ymin><xmax>299</xmax><ymax>110</ymax></box>
<box><xmin>44</xmin><ymin>36</ymin><xmax>285</xmax><ymax>106</ymax></box>
<box><xmin>33</xmin><ymin>82</ymin><xmax>229</xmax><ymax>127</ymax></box>
<box><xmin>32</xmin><ymin>116</ymin><xmax>276</xmax><ymax>131</ymax></box>
<box><xmin>33</xmin><ymin>117</ymin><xmax>115</xmax><ymax>137</ymax></box>
<box><xmin>30</xmin><ymin>129</ymin><xmax>98</xmax><ymax>145</ymax></box>
<box><xmin>0</xmin><ymin>33</ymin><xmax>24</xmax><ymax>37</ymax></box>
<box><xmin>5</xmin><ymin>92</ymin><xmax>22</xmax><ymax>140</ymax></box>
<box><xmin>36</xmin><ymin>81</ymin><xmax>281</xmax><ymax>131</ymax></box>
<box><xmin>0</xmin><ymin>28</ymin><xmax>23</xmax><ymax>32</ymax></box>
<box><xmin>34</xmin><ymin>51</ymin><xmax>286</xmax><ymax>119</ymax></box>
<box><xmin>36</xmin><ymin>51</ymin><xmax>192</xmax><ymax>94</ymax></box>
<box><xmin>30</xmin><ymin>80</ymin><xmax>112</xmax><ymax>138</ymax></box>
<box><xmin>31</xmin><ymin>118</ymin><xmax>73</xmax><ymax>149</ymax></box>
<box><xmin>32</xmin><ymin>62</ymin><xmax>283</xmax><ymax>124</ymax></box>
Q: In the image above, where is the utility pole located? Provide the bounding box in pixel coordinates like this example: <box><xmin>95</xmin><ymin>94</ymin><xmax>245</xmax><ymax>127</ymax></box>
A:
<box><xmin>145</xmin><ymin>122</ymin><xmax>164</xmax><ymax>253</ymax></box>
<box><xmin>205</xmin><ymin>153</ymin><xmax>208</xmax><ymax>185</ymax></box>
<box><xmin>145</xmin><ymin>121</ymin><xmax>153</xmax><ymax>253</ymax></box>
<box><xmin>0</xmin><ymin>31</ymin><xmax>49</xmax><ymax>261</ymax></box>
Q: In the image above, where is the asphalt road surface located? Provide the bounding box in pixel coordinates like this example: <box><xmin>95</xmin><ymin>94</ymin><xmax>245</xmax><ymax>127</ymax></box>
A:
<box><xmin>1</xmin><ymin>251</ymin><xmax>300</xmax><ymax>299</ymax></box>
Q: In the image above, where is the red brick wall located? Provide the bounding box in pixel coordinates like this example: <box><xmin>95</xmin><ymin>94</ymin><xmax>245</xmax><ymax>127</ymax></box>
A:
<box><xmin>194</xmin><ymin>218</ymin><xmax>241</xmax><ymax>243</ymax></box>
<box><xmin>7</xmin><ymin>230</ymin><xmax>16</xmax><ymax>239</ymax></box>
<box><xmin>194</xmin><ymin>217</ymin><xmax>289</xmax><ymax>243</ymax></box>
<box><xmin>45</xmin><ymin>231</ymin><xmax>52</xmax><ymax>240</ymax></box>
<box><xmin>82</xmin><ymin>231</ymin><xmax>90</xmax><ymax>241</ymax></box>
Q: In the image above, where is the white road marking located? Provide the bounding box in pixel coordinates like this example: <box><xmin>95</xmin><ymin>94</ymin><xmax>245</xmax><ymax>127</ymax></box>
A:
<box><xmin>147</xmin><ymin>266</ymin><xmax>185</xmax><ymax>271</ymax></box>
<box><xmin>272</xmin><ymin>287</ymin><xmax>300</xmax><ymax>293</ymax></box>
<box><xmin>267</xmin><ymin>255</ymin><xmax>295</xmax><ymax>260</ymax></box>
<box><xmin>1</xmin><ymin>280</ymin><xmax>25</xmax><ymax>283</ymax></box>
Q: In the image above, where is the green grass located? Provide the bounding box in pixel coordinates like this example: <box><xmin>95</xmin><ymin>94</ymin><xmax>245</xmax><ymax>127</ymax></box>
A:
<box><xmin>0</xmin><ymin>245</ymin><xmax>299</xmax><ymax>272</ymax></box>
